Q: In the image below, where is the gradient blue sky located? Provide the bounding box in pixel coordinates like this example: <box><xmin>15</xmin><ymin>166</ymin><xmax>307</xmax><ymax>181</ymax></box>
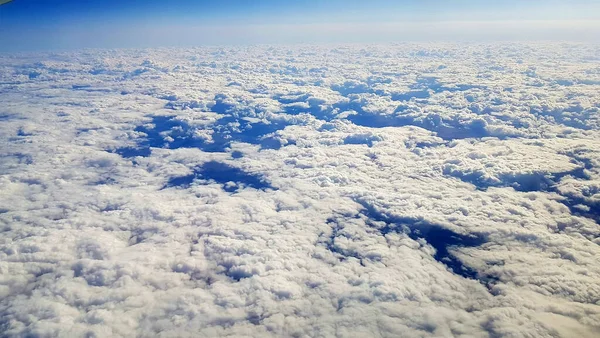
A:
<box><xmin>0</xmin><ymin>0</ymin><xmax>599</xmax><ymax>51</ymax></box>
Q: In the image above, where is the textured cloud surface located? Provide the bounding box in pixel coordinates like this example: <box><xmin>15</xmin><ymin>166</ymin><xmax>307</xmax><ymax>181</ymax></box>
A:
<box><xmin>1</xmin><ymin>43</ymin><xmax>600</xmax><ymax>337</ymax></box>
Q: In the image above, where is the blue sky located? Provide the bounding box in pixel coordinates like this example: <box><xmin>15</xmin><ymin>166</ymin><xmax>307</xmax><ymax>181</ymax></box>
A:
<box><xmin>0</xmin><ymin>0</ymin><xmax>599</xmax><ymax>51</ymax></box>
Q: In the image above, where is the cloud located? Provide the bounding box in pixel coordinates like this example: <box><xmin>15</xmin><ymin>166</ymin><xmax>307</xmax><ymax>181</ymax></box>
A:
<box><xmin>1</xmin><ymin>43</ymin><xmax>600</xmax><ymax>337</ymax></box>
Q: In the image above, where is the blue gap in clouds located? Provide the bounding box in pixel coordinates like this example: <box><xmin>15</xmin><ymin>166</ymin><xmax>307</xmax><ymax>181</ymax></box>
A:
<box><xmin>114</xmin><ymin>115</ymin><xmax>207</xmax><ymax>157</ymax></box>
<box><xmin>331</xmin><ymin>76</ymin><xmax>445</xmax><ymax>99</ymax></box>
<box><xmin>342</xmin><ymin>100</ymin><xmax>489</xmax><ymax>140</ymax></box>
<box><xmin>445</xmin><ymin>164</ymin><xmax>600</xmax><ymax>225</ymax></box>
<box><xmin>214</xmin><ymin>116</ymin><xmax>291</xmax><ymax>150</ymax></box>
<box><xmin>410</xmin><ymin>76</ymin><xmax>485</xmax><ymax>95</ymax></box>
<box><xmin>529</xmin><ymin>106</ymin><xmax>597</xmax><ymax>131</ymax></box>
<box><xmin>358</xmin><ymin>201</ymin><xmax>488</xmax><ymax>281</ymax></box>
<box><xmin>0</xmin><ymin>113</ymin><xmax>25</xmax><ymax>121</ymax></box>
<box><xmin>322</xmin><ymin>77</ymin><xmax>491</xmax><ymax>140</ymax></box>
<box><xmin>563</xmin><ymin>197</ymin><xmax>600</xmax><ymax>226</ymax></box>
<box><xmin>71</xmin><ymin>84</ymin><xmax>111</xmax><ymax>93</ymax></box>
<box><xmin>165</xmin><ymin>161</ymin><xmax>273</xmax><ymax>192</ymax></box>
<box><xmin>391</xmin><ymin>90</ymin><xmax>430</xmax><ymax>101</ymax></box>
<box><xmin>325</xmin><ymin>200</ymin><xmax>493</xmax><ymax>283</ymax></box>
<box><xmin>114</xmin><ymin>113</ymin><xmax>291</xmax><ymax>158</ymax></box>
<box><xmin>331</xmin><ymin>81</ymin><xmax>373</xmax><ymax>96</ymax></box>
<box><xmin>276</xmin><ymin>83</ymin><xmax>487</xmax><ymax>140</ymax></box>
<box><xmin>443</xmin><ymin>167</ymin><xmax>590</xmax><ymax>193</ymax></box>
<box><xmin>165</xmin><ymin>94</ymin><xmax>236</xmax><ymax>113</ymax></box>
<box><xmin>274</xmin><ymin>94</ymin><xmax>339</xmax><ymax>122</ymax></box>
<box><xmin>391</xmin><ymin>77</ymin><xmax>484</xmax><ymax>102</ymax></box>
<box><xmin>322</xmin><ymin>217</ymin><xmax>365</xmax><ymax>266</ymax></box>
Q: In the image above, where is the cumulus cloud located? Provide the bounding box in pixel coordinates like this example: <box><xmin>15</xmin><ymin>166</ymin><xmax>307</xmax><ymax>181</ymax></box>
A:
<box><xmin>1</xmin><ymin>43</ymin><xmax>600</xmax><ymax>337</ymax></box>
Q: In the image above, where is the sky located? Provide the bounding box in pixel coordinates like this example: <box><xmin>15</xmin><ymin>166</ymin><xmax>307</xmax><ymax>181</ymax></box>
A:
<box><xmin>0</xmin><ymin>0</ymin><xmax>599</xmax><ymax>51</ymax></box>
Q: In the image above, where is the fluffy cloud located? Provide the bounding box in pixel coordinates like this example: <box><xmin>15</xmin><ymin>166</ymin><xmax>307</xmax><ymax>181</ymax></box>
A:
<box><xmin>1</xmin><ymin>43</ymin><xmax>600</xmax><ymax>337</ymax></box>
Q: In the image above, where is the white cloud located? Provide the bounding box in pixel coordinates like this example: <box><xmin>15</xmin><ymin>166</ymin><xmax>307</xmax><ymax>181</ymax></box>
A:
<box><xmin>1</xmin><ymin>43</ymin><xmax>600</xmax><ymax>337</ymax></box>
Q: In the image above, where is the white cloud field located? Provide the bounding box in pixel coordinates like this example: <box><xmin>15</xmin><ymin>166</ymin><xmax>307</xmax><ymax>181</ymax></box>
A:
<box><xmin>1</xmin><ymin>43</ymin><xmax>600</xmax><ymax>337</ymax></box>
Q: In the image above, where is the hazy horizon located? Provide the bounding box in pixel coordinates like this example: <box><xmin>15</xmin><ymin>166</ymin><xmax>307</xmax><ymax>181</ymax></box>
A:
<box><xmin>1</xmin><ymin>0</ymin><xmax>599</xmax><ymax>51</ymax></box>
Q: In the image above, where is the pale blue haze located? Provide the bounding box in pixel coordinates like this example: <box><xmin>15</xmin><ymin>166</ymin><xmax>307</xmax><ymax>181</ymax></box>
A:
<box><xmin>0</xmin><ymin>1</ymin><xmax>599</xmax><ymax>51</ymax></box>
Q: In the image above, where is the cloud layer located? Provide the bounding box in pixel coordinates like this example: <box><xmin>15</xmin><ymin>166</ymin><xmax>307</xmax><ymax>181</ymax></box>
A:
<box><xmin>1</xmin><ymin>43</ymin><xmax>600</xmax><ymax>337</ymax></box>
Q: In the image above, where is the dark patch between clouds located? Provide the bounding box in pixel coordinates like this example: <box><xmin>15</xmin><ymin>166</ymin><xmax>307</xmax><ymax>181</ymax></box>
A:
<box><xmin>343</xmin><ymin>134</ymin><xmax>382</xmax><ymax>147</ymax></box>
<box><xmin>415</xmin><ymin>77</ymin><xmax>484</xmax><ymax>94</ymax></box>
<box><xmin>325</xmin><ymin>200</ymin><xmax>492</xmax><ymax>283</ymax></box>
<box><xmin>530</xmin><ymin>106</ymin><xmax>600</xmax><ymax>131</ymax></box>
<box><xmin>274</xmin><ymin>94</ymin><xmax>340</xmax><ymax>122</ymax></box>
<box><xmin>391</xmin><ymin>90</ymin><xmax>430</xmax><ymax>101</ymax></box>
<box><xmin>276</xmin><ymin>91</ymin><xmax>488</xmax><ymax>140</ymax></box>
<box><xmin>331</xmin><ymin>81</ymin><xmax>374</xmax><ymax>96</ymax></box>
<box><xmin>2</xmin><ymin>153</ymin><xmax>33</xmax><ymax>166</ymax></box>
<box><xmin>445</xmin><ymin>165</ymin><xmax>600</xmax><ymax>224</ymax></box>
<box><xmin>322</xmin><ymin>218</ymin><xmax>365</xmax><ymax>266</ymax></box>
<box><xmin>391</xmin><ymin>77</ymin><xmax>484</xmax><ymax>102</ymax></box>
<box><xmin>165</xmin><ymin>94</ymin><xmax>231</xmax><ymax>112</ymax></box>
<box><xmin>71</xmin><ymin>84</ymin><xmax>112</xmax><ymax>93</ymax></box>
<box><xmin>114</xmin><ymin>114</ymin><xmax>291</xmax><ymax>158</ymax></box>
<box><xmin>345</xmin><ymin>102</ymin><xmax>489</xmax><ymax>140</ymax></box>
<box><xmin>561</xmin><ymin>197</ymin><xmax>600</xmax><ymax>225</ymax></box>
<box><xmin>442</xmin><ymin>166</ymin><xmax>588</xmax><ymax>193</ymax></box>
<box><xmin>210</xmin><ymin>94</ymin><xmax>237</xmax><ymax>115</ymax></box>
<box><xmin>0</xmin><ymin>113</ymin><xmax>23</xmax><ymax>121</ymax></box>
<box><xmin>358</xmin><ymin>201</ymin><xmax>489</xmax><ymax>281</ymax></box>
<box><xmin>559</xmin><ymin>153</ymin><xmax>600</xmax><ymax>223</ymax></box>
<box><xmin>165</xmin><ymin>161</ymin><xmax>274</xmax><ymax>193</ymax></box>
<box><xmin>215</xmin><ymin>116</ymin><xmax>291</xmax><ymax>150</ymax></box>
<box><xmin>162</xmin><ymin>87</ymin><xmax>491</xmax><ymax>146</ymax></box>
<box><xmin>331</xmin><ymin>76</ymin><xmax>482</xmax><ymax>101</ymax></box>
<box><xmin>115</xmin><ymin>146</ymin><xmax>152</xmax><ymax>158</ymax></box>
